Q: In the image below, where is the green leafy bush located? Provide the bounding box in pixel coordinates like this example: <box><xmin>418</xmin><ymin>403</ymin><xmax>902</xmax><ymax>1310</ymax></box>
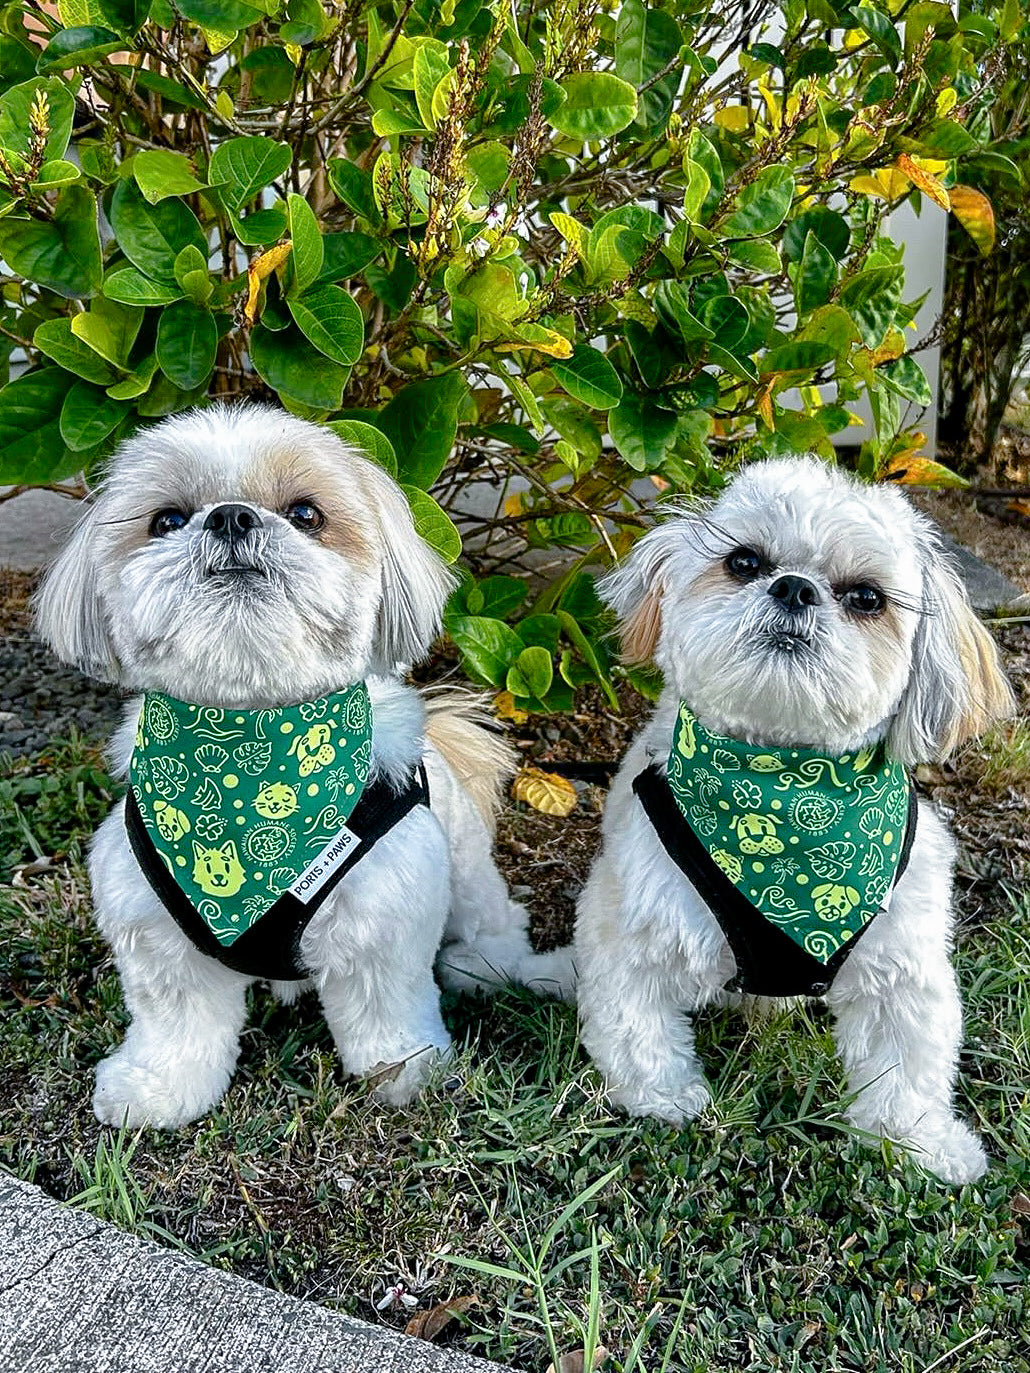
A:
<box><xmin>0</xmin><ymin>0</ymin><xmax>1021</xmax><ymax>708</ymax></box>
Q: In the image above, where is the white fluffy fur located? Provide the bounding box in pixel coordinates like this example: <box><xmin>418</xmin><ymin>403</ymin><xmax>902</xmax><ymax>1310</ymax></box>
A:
<box><xmin>574</xmin><ymin>458</ymin><xmax>1013</xmax><ymax>1183</ymax></box>
<box><xmin>36</xmin><ymin>403</ymin><xmax>571</xmax><ymax>1129</ymax></box>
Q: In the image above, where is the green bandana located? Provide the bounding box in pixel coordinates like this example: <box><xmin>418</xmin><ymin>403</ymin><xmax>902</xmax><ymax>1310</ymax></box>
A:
<box><xmin>129</xmin><ymin>684</ymin><xmax>373</xmax><ymax>949</ymax></box>
<box><xmin>666</xmin><ymin>703</ymin><xmax>911</xmax><ymax>965</ymax></box>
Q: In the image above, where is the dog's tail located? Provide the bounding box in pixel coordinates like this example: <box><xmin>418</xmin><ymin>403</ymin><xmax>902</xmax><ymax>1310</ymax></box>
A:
<box><xmin>423</xmin><ymin>687</ymin><xmax>516</xmax><ymax>836</ymax></box>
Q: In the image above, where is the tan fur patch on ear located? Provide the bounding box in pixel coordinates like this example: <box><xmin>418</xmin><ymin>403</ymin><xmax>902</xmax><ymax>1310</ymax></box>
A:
<box><xmin>620</xmin><ymin>588</ymin><xmax>662</xmax><ymax>665</ymax></box>
<box><xmin>951</xmin><ymin>610</ymin><xmax>1016</xmax><ymax>749</ymax></box>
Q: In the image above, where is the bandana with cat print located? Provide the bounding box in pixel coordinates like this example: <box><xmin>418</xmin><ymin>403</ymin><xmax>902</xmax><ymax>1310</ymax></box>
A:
<box><xmin>632</xmin><ymin>703</ymin><xmax>917</xmax><ymax>996</ymax></box>
<box><xmin>128</xmin><ymin>684</ymin><xmax>374</xmax><ymax>953</ymax></box>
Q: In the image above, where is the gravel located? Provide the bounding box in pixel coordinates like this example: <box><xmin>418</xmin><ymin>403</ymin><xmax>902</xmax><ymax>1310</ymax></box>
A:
<box><xmin>0</xmin><ymin>632</ymin><xmax>126</xmax><ymax>759</ymax></box>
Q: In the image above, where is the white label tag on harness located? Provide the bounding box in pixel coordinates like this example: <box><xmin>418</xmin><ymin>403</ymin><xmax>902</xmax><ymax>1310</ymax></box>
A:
<box><xmin>289</xmin><ymin>826</ymin><xmax>360</xmax><ymax>904</ymax></box>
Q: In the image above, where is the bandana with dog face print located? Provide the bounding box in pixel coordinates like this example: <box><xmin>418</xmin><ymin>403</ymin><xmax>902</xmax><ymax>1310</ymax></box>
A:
<box><xmin>665</xmin><ymin>703</ymin><xmax>912</xmax><ymax>965</ymax></box>
<box><xmin>129</xmin><ymin>684</ymin><xmax>373</xmax><ymax>949</ymax></box>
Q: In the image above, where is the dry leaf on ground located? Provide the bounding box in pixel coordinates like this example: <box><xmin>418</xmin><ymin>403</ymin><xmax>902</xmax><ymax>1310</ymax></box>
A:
<box><xmin>513</xmin><ymin>766</ymin><xmax>579</xmax><ymax>817</ymax></box>
<box><xmin>545</xmin><ymin>1347</ymin><xmax>609</xmax><ymax>1373</ymax></box>
<box><xmin>404</xmin><ymin>1295</ymin><xmax>480</xmax><ymax>1341</ymax></box>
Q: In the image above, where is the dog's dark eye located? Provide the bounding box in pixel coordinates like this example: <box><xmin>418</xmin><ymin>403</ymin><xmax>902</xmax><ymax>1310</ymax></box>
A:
<box><xmin>840</xmin><ymin>584</ymin><xmax>885</xmax><ymax>615</ymax></box>
<box><xmin>285</xmin><ymin>501</ymin><xmax>325</xmax><ymax>533</ymax></box>
<box><xmin>149</xmin><ymin>508</ymin><xmax>189</xmax><ymax>538</ymax></box>
<box><xmin>725</xmin><ymin>547</ymin><xmax>764</xmax><ymax>580</ymax></box>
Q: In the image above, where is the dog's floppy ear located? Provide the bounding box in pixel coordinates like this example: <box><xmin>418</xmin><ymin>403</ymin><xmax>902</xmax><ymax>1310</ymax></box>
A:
<box><xmin>33</xmin><ymin>502</ymin><xmax>120</xmax><ymax>682</ymax></box>
<box><xmin>599</xmin><ymin>519</ymin><xmax>686</xmax><ymax>665</ymax></box>
<box><xmin>363</xmin><ymin>463</ymin><xmax>456</xmax><ymax>672</ymax></box>
<box><xmin>889</xmin><ymin>532</ymin><xmax>1014</xmax><ymax>765</ymax></box>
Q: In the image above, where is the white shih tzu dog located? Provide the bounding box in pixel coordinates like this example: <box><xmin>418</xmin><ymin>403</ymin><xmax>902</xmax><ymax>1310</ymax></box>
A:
<box><xmin>36</xmin><ymin>403</ymin><xmax>571</xmax><ymax>1129</ymax></box>
<box><xmin>573</xmin><ymin>458</ymin><xmax>1013</xmax><ymax>1182</ymax></box>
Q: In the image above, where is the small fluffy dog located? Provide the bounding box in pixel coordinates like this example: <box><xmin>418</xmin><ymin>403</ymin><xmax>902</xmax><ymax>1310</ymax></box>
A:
<box><xmin>36</xmin><ymin>404</ymin><xmax>570</xmax><ymax>1128</ymax></box>
<box><xmin>573</xmin><ymin>458</ymin><xmax>1013</xmax><ymax>1182</ymax></box>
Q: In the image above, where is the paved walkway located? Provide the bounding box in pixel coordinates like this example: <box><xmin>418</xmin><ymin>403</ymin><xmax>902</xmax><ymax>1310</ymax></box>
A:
<box><xmin>0</xmin><ymin>1175</ymin><xmax>501</xmax><ymax>1373</ymax></box>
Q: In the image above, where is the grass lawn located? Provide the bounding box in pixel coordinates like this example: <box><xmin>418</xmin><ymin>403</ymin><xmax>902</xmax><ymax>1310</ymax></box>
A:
<box><xmin>2</xmin><ymin>736</ymin><xmax>1028</xmax><ymax>1372</ymax></box>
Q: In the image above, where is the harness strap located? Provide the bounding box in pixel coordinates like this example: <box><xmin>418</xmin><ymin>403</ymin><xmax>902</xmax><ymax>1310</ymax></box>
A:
<box><xmin>126</xmin><ymin>764</ymin><xmax>430</xmax><ymax>981</ymax></box>
<box><xmin>632</xmin><ymin>763</ymin><xmax>918</xmax><ymax>998</ymax></box>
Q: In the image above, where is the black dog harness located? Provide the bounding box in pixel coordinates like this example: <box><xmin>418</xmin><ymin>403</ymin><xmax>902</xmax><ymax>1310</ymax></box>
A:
<box><xmin>633</xmin><ymin>754</ymin><xmax>918</xmax><ymax>999</ymax></box>
<box><xmin>126</xmin><ymin>765</ymin><xmax>430</xmax><ymax>980</ymax></box>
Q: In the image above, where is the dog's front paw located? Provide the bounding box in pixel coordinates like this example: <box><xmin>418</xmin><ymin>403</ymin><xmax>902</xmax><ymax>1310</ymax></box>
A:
<box><xmin>607</xmin><ymin>1077</ymin><xmax>712</xmax><ymax>1128</ymax></box>
<box><xmin>900</xmin><ymin>1116</ymin><xmax>988</xmax><ymax>1185</ymax></box>
<box><xmin>94</xmin><ymin>1050</ymin><xmax>228</xmax><ymax>1129</ymax></box>
<box><xmin>364</xmin><ymin>1044</ymin><xmax>448</xmax><ymax>1107</ymax></box>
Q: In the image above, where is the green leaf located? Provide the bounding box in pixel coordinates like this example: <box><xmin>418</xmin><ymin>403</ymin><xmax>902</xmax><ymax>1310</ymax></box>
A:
<box><xmin>0</xmin><ymin>78</ymin><xmax>76</xmax><ymax>161</ymax></box>
<box><xmin>35</xmin><ymin>25</ymin><xmax>124</xmax><ymax>72</ymax></box>
<box><xmin>551</xmin><ymin>346</ymin><xmax>623</xmax><ymax>410</ymax></box>
<box><xmin>783</xmin><ymin>208</ymin><xmax>851</xmax><ymax>263</ymax></box>
<box><xmin>174</xmin><ymin>244</ymin><xmax>213</xmax><ymax>305</ymax></box>
<box><xmin>447</xmin><ymin>614</ymin><xmax>524</xmax><ymax>687</ymax></box>
<box><xmin>326</xmin><ymin>419</ymin><xmax>397</xmax><ymax>476</ymax></box>
<box><xmin>106</xmin><ymin>354</ymin><xmax>159</xmax><ymax>399</ymax></box>
<box><xmin>30</xmin><ymin>160</ymin><xmax>81</xmax><ymax>189</ymax></box>
<box><xmin>727</xmin><ymin>240</ymin><xmax>781</xmax><ymax>273</ymax></box>
<box><xmin>378</xmin><ymin>372</ymin><xmax>467</xmax><ymax>488</ymax></box>
<box><xmin>401</xmin><ymin>484</ymin><xmax>462</xmax><ymax>563</ymax></box>
<box><xmin>413</xmin><ymin>44</ymin><xmax>450</xmax><ymax>129</ymax></box>
<box><xmin>70</xmin><ymin>297</ymin><xmax>142</xmax><ymax>366</ymax></box>
<box><xmin>133</xmin><ymin>149</ymin><xmax>206</xmax><ymax>204</ymax></box>
<box><xmin>761</xmin><ymin>340</ymin><xmax>837</xmax><ymax>374</ymax></box>
<box><xmin>840</xmin><ymin>265</ymin><xmax>905</xmax><ymax>347</ymax></box>
<box><xmin>208</xmin><ymin>137</ymin><xmax>292</xmax><ymax>210</ymax></box>
<box><xmin>550</xmin><ymin>73</ymin><xmax>638</xmax><ymax>140</ymax></box>
<box><xmin>103</xmin><ymin>265</ymin><xmax>183</xmax><ymax>306</ymax></box>
<box><xmin>172</xmin><ymin>0</ymin><xmax>263</xmax><ymax>30</ymax></box>
<box><xmin>0</xmin><ymin>368</ymin><xmax>76</xmax><ymax>483</ymax></box>
<box><xmin>314</xmin><ymin>233</ymin><xmax>381</xmax><ymax>285</ymax></box>
<box><xmin>614</xmin><ymin>0</ymin><xmax>682</xmax><ymax>129</ymax></box>
<box><xmin>848</xmin><ymin>5</ymin><xmax>902</xmax><ymax>61</ymax></box>
<box><xmin>507</xmin><ymin>644</ymin><xmax>553</xmax><ymax>699</ymax></box>
<box><xmin>882</xmin><ymin>355</ymin><xmax>932</xmax><ymax>406</ymax></box>
<box><xmin>609</xmin><ymin>394</ymin><xmax>678</xmax><ymax>471</ymax></box>
<box><xmin>33</xmin><ymin>318</ymin><xmax>118</xmax><ymax>384</ymax></box>
<box><xmin>156</xmin><ymin>299</ymin><xmax>218</xmax><ymax>389</ymax></box>
<box><xmin>250</xmin><ymin>323</ymin><xmax>350</xmax><ymax>410</ymax></box>
<box><xmin>794</xmin><ymin>231</ymin><xmax>837</xmax><ymax>314</ymax></box>
<box><xmin>287</xmin><ymin>193</ymin><xmax>324</xmax><ymax>295</ymax></box>
<box><xmin>132</xmin><ymin>68</ymin><xmax>208</xmax><ymax>110</ymax></box>
<box><xmin>286</xmin><ymin>285</ymin><xmax>364</xmax><ymax>366</ymax></box>
<box><xmin>59</xmin><ymin>380</ymin><xmax>131</xmax><ymax>451</ymax></box>
<box><xmin>231</xmin><ymin>206</ymin><xmax>289</xmax><ymax>246</ymax></box>
<box><xmin>109</xmin><ymin>179</ymin><xmax>207</xmax><ymax>282</ymax></box>
<box><xmin>723</xmin><ymin>167</ymin><xmax>794</xmax><ymax>237</ymax></box>
<box><xmin>0</xmin><ymin>185</ymin><xmax>102</xmax><ymax>298</ymax></box>
<box><xmin>489</xmin><ymin>75</ymin><xmax>567</xmax><ymax>134</ymax></box>
<box><xmin>327</xmin><ymin>160</ymin><xmax>381</xmax><ymax>224</ymax></box>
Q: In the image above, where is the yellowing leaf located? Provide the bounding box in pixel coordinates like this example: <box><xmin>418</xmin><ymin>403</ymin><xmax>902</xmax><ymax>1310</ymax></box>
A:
<box><xmin>949</xmin><ymin>185</ymin><xmax>996</xmax><ymax>256</ymax></box>
<box><xmin>714</xmin><ymin>105</ymin><xmax>750</xmax><ymax>132</ymax></box>
<box><xmin>882</xmin><ymin>455</ymin><xmax>970</xmax><ymax>489</ymax></box>
<box><xmin>549</xmin><ymin>211</ymin><xmax>589</xmax><ymax>258</ymax></box>
<box><xmin>203</xmin><ymin>27</ymin><xmax>235</xmax><ymax>56</ymax></box>
<box><xmin>757</xmin><ymin>384</ymin><xmax>775</xmax><ymax>429</ymax></box>
<box><xmin>513</xmin><ymin>766</ymin><xmax>578</xmax><ymax>817</ymax></box>
<box><xmin>504</xmin><ymin>491</ymin><xmax>525</xmax><ymax>518</ymax></box>
<box><xmin>936</xmin><ymin>87</ymin><xmax>958</xmax><ymax>117</ymax></box>
<box><xmin>857</xmin><ymin>330</ymin><xmax>906</xmax><ymax>367</ymax></box>
<box><xmin>245</xmin><ymin>241</ymin><xmax>293</xmax><ymax>323</ymax></box>
<box><xmin>896</xmin><ymin>154</ymin><xmax>950</xmax><ymax>211</ymax></box>
<box><xmin>493</xmin><ymin>690</ymin><xmax>528</xmax><ymax>724</ymax></box>
<box><xmin>849</xmin><ymin>168</ymin><xmax>909</xmax><ymax>202</ymax></box>
<box><xmin>497</xmin><ymin>323</ymin><xmax>574</xmax><ymax>358</ymax></box>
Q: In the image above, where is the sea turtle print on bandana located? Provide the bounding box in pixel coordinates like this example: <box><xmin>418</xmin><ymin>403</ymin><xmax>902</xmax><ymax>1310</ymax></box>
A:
<box><xmin>663</xmin><ymin>703</ymin><xmax>914</xmax><ymax>969</ymax></box>
<box><xmin>129</xmin><ymin>684</ymin><xmax>374</xmax><ymax>950</ymax></box>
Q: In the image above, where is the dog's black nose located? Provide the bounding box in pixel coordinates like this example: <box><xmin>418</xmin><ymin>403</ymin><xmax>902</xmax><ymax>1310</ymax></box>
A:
<box><xmin>203</xmin><ymin>503</ymin><xmax>263</xmax><ymax>542</ymax></box>
<box><xmin>768</xmin><ymin>574</ymin><xmax>821</xmax><ymax>613</ymax></box>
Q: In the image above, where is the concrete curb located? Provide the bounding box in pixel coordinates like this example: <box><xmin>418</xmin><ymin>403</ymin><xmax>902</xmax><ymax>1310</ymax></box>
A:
<box><xmin>0</xmin><ymin>1175</ymin><xmax>503</xmax><ymax>1373</ymax></box>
